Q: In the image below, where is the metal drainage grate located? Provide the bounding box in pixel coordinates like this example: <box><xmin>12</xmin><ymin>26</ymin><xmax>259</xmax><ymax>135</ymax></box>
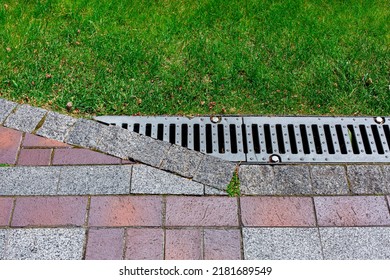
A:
<box><xmin>94</xmin><ymin>116</ymin><xmax>390</xmax><ymax>164</ymax></box>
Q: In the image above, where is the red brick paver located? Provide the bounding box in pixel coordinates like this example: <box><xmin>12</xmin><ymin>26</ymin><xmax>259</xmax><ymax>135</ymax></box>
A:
<box><xmin>125</xmin><ymin>228</ymin><xmax>164</xmax><ymax>260</ymax></box>
<box><xmin>11</xmin><ymin>197</ymin><xmax>88</xmax><ymax>227</ymax></box>
<box><xmin>17</xmin><ymin>149</ymin><xmax>52</xmax><ymax>166</ymax></box>
<box><xmin>22</xmin><ymin>133</ymin><xmax>70</xmax><ymax>148</ymax></box>
<box><xmin>89</xmin><ymin>196</ymin><xmax>163</xmax><ymax>227</ymax></box>
<box><xmin>204</xmin><ymin>229</ymin><xmax>242</xmax><ymax>260</ymax></box>
<box><xmin>165</xmin><ymin>229</ymin><xmax>202</xmax><ymax>260</ymax></box>
<box><xmin>86</xmin><ymin>228</ymin><xmax>125</xmax><ymax>260</ymax></box>
<box><xmin>52</xmin><ymin>149</ymin><xmax>121</xmax><ymax>165</ymax></box>
<box><xmin>314</xmin><ymin>196</ymin><xmax>390</xmax><ymax>226</ymax></box>
<box><xmin>166</xmin><ymin>196</ymin><xmax>239</xmax><ymax>227</ymax></box>
<box><xmin>240</xmin><ymin>197</ymin><xmax>316</xmax><ymax>226</ymax></box>
<box><xmin>0</xmin><ymin>197</ymin><xmax>13</xmax><ymax>226</ymax></box>
<box><xmin>0</xmin><ymin>126</ymin><xmax>22</xmax><ymax>164</ymax></box>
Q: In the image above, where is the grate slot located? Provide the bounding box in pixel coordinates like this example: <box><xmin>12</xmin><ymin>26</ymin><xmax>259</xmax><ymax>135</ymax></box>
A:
<box><xmin>251</xmin><ymin>124</ymin><xmax>261</xmax><ymax>154</ymax></box>
<box><xmin>384</xmin><ymin>125</ymin><xmax>390</xmax><ymax>151</ymax></box>
<box><xmin>323</xmin><ymin>125</ymin><xmax>335</xmax><ymax>154</ymax></box>
<box><xmin>193</xmin><ymin>124</ymin><xmax>200</xmax><ymax>152</ymax></box>
<box><xmin>264</xmin><ymin>124</ymin><xmax>273</xmax><ymax>154</ymax></box>
<box><xmin>311</xmin><ymin>125</ymin><xmax>322</xmax><ymax>154</ymax></box>
<box><xmin>217</xmin><ymin>124</ymin><xmax>225</xmax><ymax>153</ymax></box>
<box><xmin>133</xmin><ymin>123</ymin><xmax>140</xmax><ymax>133</ymax></box>
<box><xmin>241</xmin><ymin>124</ymin><xmax>248</xmax><ymax>154</ymax></box>
<box><xmin>347</xmin><ymin>125</ymin><xmax>360</xmax><ymax>154</ymax></box>
<box><xmin>288</xmin><ymin>125</ymin><xmax>298</xmax><ymax>154</ymax></box>
<box><xmin>371</xmin><ymin>125</ymin><xmax>384</xmax><ymax>154</ymax></box>
<box><xmin>229</xmin><ymin>124</ymin><xmax>238</xmax><ymax>154</ymax></box>
<box><xmin>335</xmin><ymin>125</ymin><xmax>347</xmax><ymax>154</ymax></box>
<box><xmin>181</xmin><ymin>124</ymin><xmax>188</xmax><ymax>148</ymax></box>
<box><xmin>169</xmin><ymin>124</ymin><xmax>176</xmax><ymax>144</ymax></box>
<box><xmin>299</xmin><ymin>125</ymin><xmax>310</xmax><ymax>154</ymax></box>
<box><xmin>157</xmin><ymin>124</ymin><xmax>164</xmax><ymax>140</ymax></box>
<box><xmin>276</xmin><ymin>124</ymin><xmax>285</xmax><ymax>154</ymax></box>
<box><xmin>205</xmin><ymin>124</ymin><xmax>212</xmax><ymax>153</ymax></box>
<box><xmin>122</xmin><ymin>123</ymin><xmax>128</xmax><ymax>129</ymax></box>
<box><xmin>359</xmin><ymin>125</ymin><xmax>372</xmax><ymax>154</ymax></box>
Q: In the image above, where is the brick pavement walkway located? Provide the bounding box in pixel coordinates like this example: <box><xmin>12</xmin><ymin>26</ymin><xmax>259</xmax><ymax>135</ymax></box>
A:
<box><xmin>1</xmin><ymin>98</ymin><xmax>390</xmax><ymax>260</ymax></box>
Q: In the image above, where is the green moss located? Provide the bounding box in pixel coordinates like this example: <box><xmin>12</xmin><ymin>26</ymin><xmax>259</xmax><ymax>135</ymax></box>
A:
<box><xmin>226</xmin><ymin>168</ymin><xmax>240</xmax><ymax>197</ymax></box>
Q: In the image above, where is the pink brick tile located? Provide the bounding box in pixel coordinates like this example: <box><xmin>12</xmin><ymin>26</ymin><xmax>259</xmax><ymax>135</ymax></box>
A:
<box><xmin>12</xmin><ymin>197</ymin><xmax>88</xmax><ymax>227</ymax></box>
<box><xmin>165</xmin><ymin>229</ymin><xmax>202</xmax><ymax>260</ymax></box>
<box><xmin>86</xmin><ymin>228</ymin><xmax>125</xmax><ymax>260</ymax></box>
<box><xmin>240</xmin><ymin>196</ymin><xmax>316</xmax><ymax>226</ymax></box>
<box><xmin>121</xmin><ymin>159</ymin><xmax>135</xmax><ymax>165</ymax></box>
<box><xmin>314</xmin><ymin>196</ymin><xmax>390</xmax><ymax>226</ymax></box>
<box><xmin>0</xmin><ymin>126</ymin><xmax>22</xmax><ymax>164</ymax></box>
<box><xmin>52</xmin><ymin>148</ymin><xmax>121</xmax><ymax>165</ymax></box>
<box><xmin>204</xmin><ymin>229</ymin><xmax>242</xmax><ymax>260</ymax></box>
<box><xmin>89</xmin><ymin>196</ymin><xmax>163</xmax><ymax>227</ymax></box>
<box><xmin>23</xmin><ymin>133</ymin><xmax>70</xmax><ymax>148</ymax></box>
<box><xmin>166</xmin><ymin>196</ymin><xmax>239</xmax><ymax>227</ymax></box>
<box><xmin>0</xmin><ymin>197</ymin><xmax>14</xmax><ymax>226</ymax></box>
<box><xmin>125</xmin><ymin>228</ymin><xmax>164</xmax><ymax>260</ymax></box>
<box><xmin>17</xmin><ymin>149</ymin><xmax>52</xmax><ymax>166</ymax></box>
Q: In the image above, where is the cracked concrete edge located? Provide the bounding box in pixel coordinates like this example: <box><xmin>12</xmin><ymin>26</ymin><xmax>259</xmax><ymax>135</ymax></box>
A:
<box><xmin>0</xmin><ymin>98</ymin><xmax>236</xmax><ymax>190</ymax></box>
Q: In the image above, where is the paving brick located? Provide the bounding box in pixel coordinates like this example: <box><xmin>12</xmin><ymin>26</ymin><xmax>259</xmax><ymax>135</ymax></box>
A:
<box><xmin>0</xmin><ymin>230</ymin><xmax>7</xmax><ymax>259</ymax></box>
<box><xmin>0</xmin><ymin>198</ymin><xmax>13</xmax><ymax>226</ymax></box>
<box><xmin>347</xmin><ymin>165</ymin><xmax>387</xmax><ymax>194</ymax></box>
<box><xmin>89</xmin><ymin>196</ymin><xmax>162</xmax><ymax>227</ymax></box>
<box><xmin>161</xmin><ymin>145</ymin><xmax>203</xmax><ymax>178</ymax></box>
<box><xmin>320</xmin><ymin>227</ymin><xmax>390</xmax><ymax>259</ymax></box>
<box><xmin>23</xmin><ymin>133</ymin><xmax>70</xmax><ymax>148</ymax></box>
<box><xmin>57</xmin><ymin>165</ymin><xmax>131</xmax><ymax>195</ymax></box>
<box><xmin>0</xmin><ymin>99</ymin><xmax>17</xmax><ymax>124</ymax></box>
<box><xmin>4</xmin><ymin>104</ymin><xmax>46</xmax><ymax>133</ymax></box>
<box><xmin>12</xmin><ymin>197</ymin><xmax>88</xmax><ymax>227</ymax></box>
<box><xmin>381</xmin><ymin>166</ymin><xmax>390</xmax><ymax>193</ymax></box>
<box><xmin>66</xmin><ymin>119</ymin><xmax>106</xmax><ymax>149</ymax></box>
<box><xmin>274</xmin><ymin>166</ymin><xmax>312</xmax><ymax>195</ymax></box>
<box><xmin>5</xmin><ymin>228</ymin><xmax>85</xmax><ymax>260</ymax></box>
<box><xmin>243</xmin><ymin>228</ymin><xmax>322</xmax><ymax>260</ymax></box>
<box><xmin>86</xmin><ymin>228</ymin><xmax>124</xmax><ymax>260</ymax></box>
<box><xmin>53</xmin><ymin>148</ymin><xmax>121</xmax><ymax>165</ymax></box>
<box><xmin>166</xmin><ymin>196</ymin><xmax>238</xmax><ymax>227</ymax></box>
<box><xmin>241</xmin><ymin>197</ymin><xmax>316</xmax><ymax>227</ymax></box>
<box><xmin>193</xmin><ymin>155</ymin><xmax>236</xmax><ymax>190</ymax></box>
<box><xmin>0</xmin><ymin>166</ymin><xmax>60</xmax><ymax>195</ymax></box>
<box><xmin>131</xmin><ymin>164</ymin><xmax>204</xmax><ymax>195</ymax></box>
<box><xmin>204</xmin><ymin>229</ymin><xmax>242</xmax><ymax>260</ymax></box>
<box><xmin>36</xmin><ymin>111</ymin><xmax>77</xmax><ymax>142</ymax></box>
<box><xmin>314</xmin><ymin>196</ymin><xmax>390</xmax><ymax>226</ymax></box>
<box><xmin>310</xmin><ymin>165</ymin><xmax>349</xmax><ymax>195</ymax></box>
<box><xmin>239</xmin><ymin>165</ymin><xmax>274</xmax><ymax>195</ymax></box>
<box><xmin>17</xmin><ymin>149</ymin><xmax>51</xmax><ymax>166</ymax></box>
<box><xmin>165</xmin><ymin>229</ymin><xmax>202</xmax><ymax>260</ymax></box>
<box><xmin>125</xmin><ymin>228</ymin><xmax>164</xmax><ymax>260</ymax></box>
<box><xmin>0</xmin><ymin>126</ymin><xmax>22</xmax><ymax>164</ymax></box>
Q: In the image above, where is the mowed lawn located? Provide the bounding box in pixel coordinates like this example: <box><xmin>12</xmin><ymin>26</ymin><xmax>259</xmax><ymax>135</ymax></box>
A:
<box><xmin>0</xmin><ymin>0</ymin><xmax>389</xmax><ymax>117</ymax></box>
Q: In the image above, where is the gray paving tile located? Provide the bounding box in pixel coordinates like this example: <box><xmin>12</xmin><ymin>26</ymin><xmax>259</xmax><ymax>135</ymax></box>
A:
<box><xmin>5</xmin><ymin>228</ymin><xmax>86</xmax><ymax>260</ymax></box>
<box><xmin>36</xmin><ymin>111</ymin><xmax>77</xmax><ymax>142</ymax></box>
<box><xmin>204</xmin><ymin>185</ymin><xmax>228</xmax><ymax>195</ymax></box>
<box><xmin>243</xmin><ymin>228</ymin><xmax>322</xmax><ymax>260</ymax></box>
<box><xmin>0</xmin><ymin>167</ymin><xmax>60</xmax><ymax>195</ymax></box>
<box><xmin>0</xmin><ymin>98</ymin><xmax>17</xmax><ymax>125</ymax></box>
<box><xmin>0</xmin><ymin>230</ymin><xmax>6</xmax><ymax>260</ymax></box>
<box><xmin>66</xmin><ymin>118</ymin><xmax>107</xmax><ymax>149</ymax></box>
<box><xmin>193</xmin><ymin>155</ymin><xmax>236</xmax><ymax>190</ymax></box>
<box><xmin>310</xmin><ymin>165</ymin><xmax>349</xmax><ymax>195</ymax></box>
<box><xmin>239</xmin><ymin>165</ymin><xmax>274</xmax><ymax>195</ymax></box>
<box><xmin>3</xmin><ymin>104</ymin><xmax>47</xmax><ymax>133</ymax></box>
<box><xmin>58</xmin><ymin>165</ymin><xmax>131</xmax><ymax>195</ymax></box>
<box><xmin>347</xmin><ymin>165</ymin><xmax>387</xmax><ymax>194</ymax></box>
<box><xmin>320</xmin><ymin>227</ymin><xmax>390</xmax><ymax>260</ymax></box>
<box><xmin>131</xmin><ymin>164</ymin><xmax>203</xmax><ymax>195</ymax></box>
<box><xmin>381</xmin><ymin>166</ymin><xmax>390</xmax><ymax>193</ymax></box>
<box><xmin>160</xmin><ymin>145</ymin><xmax>203</xmax><ymax>178</ymax></box>
<box><xmin>274</xmin><ymin>165</ymin><xmax>312</xmax><ymax>195</ymax></box>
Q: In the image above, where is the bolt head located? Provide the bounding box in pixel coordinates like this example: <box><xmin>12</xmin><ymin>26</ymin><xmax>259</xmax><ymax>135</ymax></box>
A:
<box><xmin>210</xmin><ymin>116</ymin><xmax>221</xmax><ymax>123</ymax></box>
<box><xmin>375</xmin><ymin>117</ymin><xmax>385</xmax><ymax>124</ymax></box>
<box><xmin>270</xmin><ymin>155</ymin><xmax>280</xmax><ymax>163</ymax></box>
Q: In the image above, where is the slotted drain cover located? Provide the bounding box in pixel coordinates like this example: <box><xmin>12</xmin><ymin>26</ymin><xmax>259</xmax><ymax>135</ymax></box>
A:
<box><xmin>94</xmin><ymin>116</ymin><xmax>390</xmax><ymax>163</ymax></box>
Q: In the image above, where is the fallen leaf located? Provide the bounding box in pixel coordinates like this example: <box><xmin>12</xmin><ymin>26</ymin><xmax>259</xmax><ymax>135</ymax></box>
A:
<box><xmin>6</xmin><ymin>47</ymin><xmax>11</xmax><ymax>52</ymax></box>
<box><xmin>46</xmin><ymin>73</ymin><xmax>52</xmax><ymax>79</ymax></box>
<box><xmin>208</xmin><ymin>101</ymin><xmax>216</xmax><ymax>109</ymax></box>
<box><xmin>66</xmin><ymin>102</ymin><xmax>73</xmax><ymax>111</ymax></box>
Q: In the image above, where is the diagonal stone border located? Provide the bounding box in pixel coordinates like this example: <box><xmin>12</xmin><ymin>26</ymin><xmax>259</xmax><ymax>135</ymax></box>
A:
<box><xmin>0</xmin><ymin>98</ymin><xmax>236</xmax><ymax>191</ymax></box>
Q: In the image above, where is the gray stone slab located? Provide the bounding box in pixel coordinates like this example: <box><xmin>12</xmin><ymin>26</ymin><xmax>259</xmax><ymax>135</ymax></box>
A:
<box><xmin>347</xmin><ymin>165</ymin><xmax>387</xmax><ymax>194</ymax></box>
<box><xmin>58</xmin><ymin>165</ymin><xmax>131</xmax><ymax>195</ymax></box>
<box><xmin>3</xmin><ymin>104</ymin><xmax>47</xmax><ymax>133</ymax></box>
<box><xmin>243</xmin><ymin>228</ymin><xmax>322</xmax><ymax>260</ymax></box>
<box><xmin>36</xmin><ymin>111</ymin><xmax>77</xmax><ymax>142</ymax></box>
<box><xmin>131</xmin><ymin>164</ymin><xmax>204</xmax><ymax>195</ymax></box>
<box><xmin>273</xmin><ymin>165</ymin><xmax>312</xmax><ymax>195</ymax></box>
<box><xmin>239</xmin><ymin>165</ymin><xmax>274</xmax><ymax>195</ymax></box>
<box><xmin>0</xmin><ymin>167</ymin><xmax>60</xmax><ymax>195</ymax></box>
<box><xmin>66</xmin><ymin>118</ymin><xmax>107</xmax><ymax>149</ymax></box>
<box><xmin>310</xmin><ymin>165</ymin><xmax>349</xmax><ymax>195</ymax></box>
<box><xmin>160</xmin><ymin>145</ymin><xmax>204</xmax><ymax>178</ymax></box>
<box><xmin>204</xmin><ymin>185</ymin><xmax>228</xmax><ymax>195</ymax></box>
<box><xmin>0</xmin><ymin>230</ymin><xmax>6</xmax><ymax>260</ymax></box>
<box><xmin>0</xmin><ymin>98</ymin><xmax>17</xmax><ymax>125</ymax></box>
<box><xmin>320</xmin><ymin>227</ymin><xmax>390</xmax><ymax>260</ymax></box>
<box><xmin>5</xmin><ymin>228</ymin><xmax>85</xmax><ymax>260</ymax></box>
<box><xmin>193</xmin><ymin>155</ymin><xmax>236</xmax><ymax>190</ymax></box>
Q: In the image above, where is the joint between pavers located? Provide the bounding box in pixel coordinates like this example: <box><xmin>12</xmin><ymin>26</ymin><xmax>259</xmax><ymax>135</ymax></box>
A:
<box><xmin>344</xmin><ymin>165</ymin><xmax>353</xmax><ymax>195</ymax></box>
<box><xmin>32</xmin><ymin>111</ymin><xmax>48</xmax><ymax>134</ymax></box>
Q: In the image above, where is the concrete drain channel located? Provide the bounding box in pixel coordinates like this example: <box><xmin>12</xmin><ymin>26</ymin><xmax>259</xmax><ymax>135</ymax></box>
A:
<box><xmin>94</xmin><ymin>116</ymin><xmax>390</xmax><ymax>164</ymax></box>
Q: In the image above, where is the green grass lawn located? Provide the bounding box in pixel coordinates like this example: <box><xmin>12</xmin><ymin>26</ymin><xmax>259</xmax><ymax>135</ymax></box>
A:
<box><xmin>0</xmin><ymin>0</ymin><xmax>389</xmax><ymax>117</ymax></box>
